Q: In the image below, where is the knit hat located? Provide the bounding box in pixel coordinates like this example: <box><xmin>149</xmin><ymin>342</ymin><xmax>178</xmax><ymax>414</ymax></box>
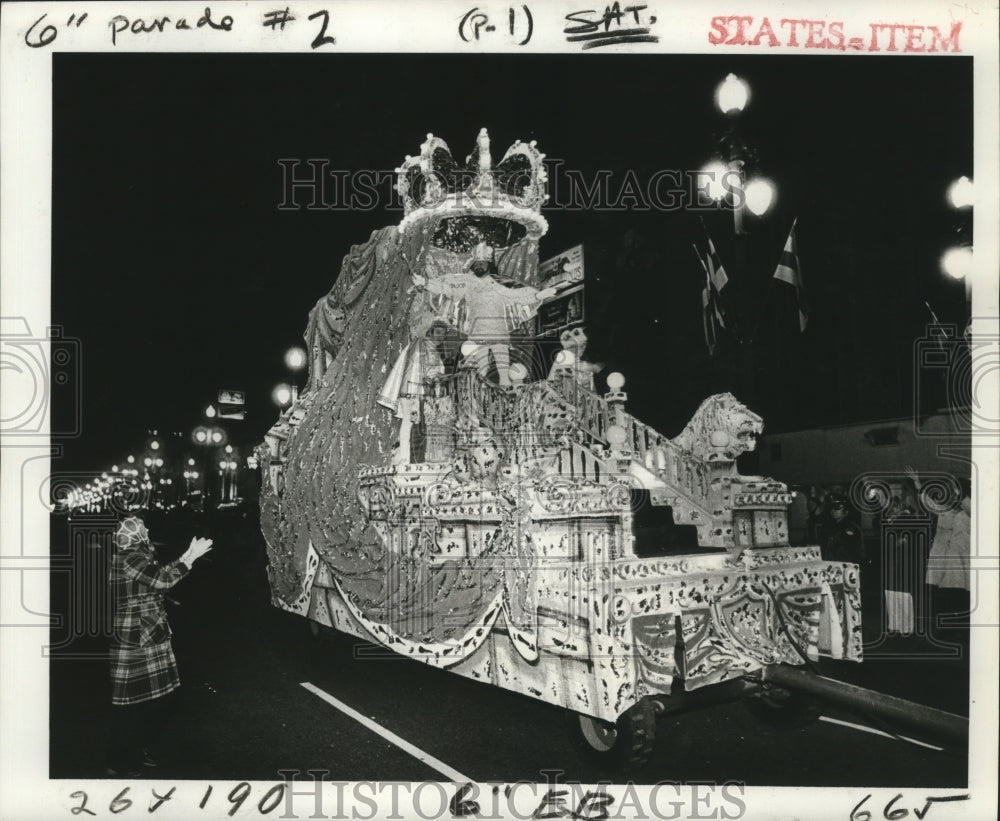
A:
<box><xmin>114</xmin><ymin>516</ymin><xmax>149</xmax><ymax>550</ymax></box>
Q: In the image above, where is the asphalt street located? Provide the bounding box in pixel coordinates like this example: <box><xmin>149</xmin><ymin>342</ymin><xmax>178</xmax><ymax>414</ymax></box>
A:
<box><xmin>48</xmin><ymin>510</ymin><xmax>969</xmax><ymax>788</ymax></box>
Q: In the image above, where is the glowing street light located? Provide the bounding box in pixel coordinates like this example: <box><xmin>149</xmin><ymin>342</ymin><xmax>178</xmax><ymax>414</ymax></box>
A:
<box><xmin>941</xmin><ymin>246</ymin><xmax>973</xmax><ymax>280</ymax></box>
<box><xmin>699</xmin><ymin>160</ymin><xmax>729</xmax><ymax>201</ymax></box>
<box><xmin>947</xmin><ymin>176</ymin><xmax>974</xmax><ymax>209</ymax></box>
<box><xmin>272</xmin><ymin>384</ymin><xmax>293</xmax><ymax>407</ymax></box>
<box><xmin>744</xmin><ymin>178</ymin><xmax>776</xmax><ymax>216</ymax></box>
<box><xmin>716</xmin><ymin>73</ymin><xmax>749</xmax><ymax>115</ymax></box>
<box><xmin>285</xmin><ymin>347</ymin><xmax>307</xmax><ymax>371</ymax></box>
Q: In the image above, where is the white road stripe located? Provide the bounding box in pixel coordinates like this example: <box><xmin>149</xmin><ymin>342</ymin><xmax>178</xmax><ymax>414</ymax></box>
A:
<box><xmin>819</xmin><ymin>715</ymin><xmax>944</xmax><ymax>751</ymax></box>
<box><xmin>300</xmin><ymin>681</ymin><xmax>473</xmax><ymax>782</ymax></box>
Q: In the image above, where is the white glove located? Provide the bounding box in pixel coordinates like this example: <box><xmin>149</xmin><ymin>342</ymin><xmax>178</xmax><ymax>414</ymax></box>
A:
<box><xmin>181</xmin><ymin>537</ymin><xmax>213</xmax><ymax>567</ymax></box>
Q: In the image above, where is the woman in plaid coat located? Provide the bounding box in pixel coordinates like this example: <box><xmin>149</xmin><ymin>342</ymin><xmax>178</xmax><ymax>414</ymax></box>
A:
<box><xmin>106</xmin><ymin>516</ymin><xmax>212</xmax><ymax>776</ymax></box>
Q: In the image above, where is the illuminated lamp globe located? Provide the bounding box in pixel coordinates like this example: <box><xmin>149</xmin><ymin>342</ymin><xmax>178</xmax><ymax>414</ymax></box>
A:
<box><xmin>508</xmin><ymin>363</ymin><xmax>528</xmax><ymax>382</ymax></box>
<box><xmin>101</xmin><ymin>472</ymin><xmax>108</xmax><ymax>479</ymax></box>
<box><xmin>285</xmin><ymin>347</ymin><xmax>308</xmax><ymax>371</ymax></box>
<box><xmin>941</xmin><ymin>246</ymin><xmax>973</xmax><ymax>280</ymax></box>
<box><xmin>606</xmin><ymin>372</ymin><xmax>626</xmax><ymax>392</ymax></box>
<box><xmin>188</xmin><ymin>458</ymin><xmax>195</xmax><ymax>466</ymax></box>
<box><xmin>225</xmin><ymin>445</ymin><xmax>233</xmax><ymax>454</ymax></box>
<box><xmin>195</xmin><ymin>430</ymin><xmax>208</xmax><ymax>443</ymax></box>
<box><xmin>127</xmin><ymin>455</ymin><xmax>135</xmax><ymax>464</ymax></box>
<box><xmin>219</xmin><ymin>461</ymin><xmax>227</xmax><ymax>470</ymax></box>
<box><xmin>744</xmin><ymin>178</ymin><xmax>775</xmax><ymax>216</ymax></box>
<box><xmin>205</xmin><ymin>405</ymin><xmax>217</xmax><ymax>419</ymax></box>
<box><xmin>700</xmin><ymin>160</ymin><xmax>729</xmax><ymax>201</ymax></box>
<box><xmin>112</xmin><ymin>465</ymin><xmax>119</xmax><ymax>472</ymax></box>
<box><xmin>272</xmin><ymin>384</ymin><xmax>293</xmax><ymax>407</ymax></box>
<box><xmin>143</xmin><ymin>457</ymin><xmax>152</xmax><ymax>467</ymax></box>
<box><xmin>606</xmin><ymin>425</ymin><xmax>628</xmax><ymax>446</ymax></box>
<box><xmin>155</xmin><ymin>458</ymin><xmax>163</xmax><ymax>467</ymax></box>
<box><xmin>192</xmin><ymin>471</ymin><xmax>199</xmax><ymax>479</ymax></box>
<box><xmin>229</xmin><ymin>461</ymin><xmax>238</xmax><ymax>470</ymax></box>
<box><xmin>716</xmin><ymin>73</ymin><xmax>750</xmax><ymax>114</ymax></box>
<box><xmin>947</xmin><ymin>176</ymin><xmax>974</xmax><ymax>209</ymax></box>
<box><xmin>150</xmin><ymin>440</ymin><xmax>159</xmax><ymax>450</ymax></box>
<box><xmin>211</xmin><ymin>430</ymin><xmax>224</xmax><ymax>444</ymax></box>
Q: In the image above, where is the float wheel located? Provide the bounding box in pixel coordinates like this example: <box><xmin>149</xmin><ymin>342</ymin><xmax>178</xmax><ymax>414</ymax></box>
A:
<box><xmin>568</xmin><ymin>699</ymin><xmax>656</xmax><ymax>770</ymax></box>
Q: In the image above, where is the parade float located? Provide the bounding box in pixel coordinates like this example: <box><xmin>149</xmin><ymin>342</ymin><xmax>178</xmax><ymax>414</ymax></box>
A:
<box><xmin>258</xmin><ymin>129</ymin><xmax>867</xmax><ymax>768</ymax></box>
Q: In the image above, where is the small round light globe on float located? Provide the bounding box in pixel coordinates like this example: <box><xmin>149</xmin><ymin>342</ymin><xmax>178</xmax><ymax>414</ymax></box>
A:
<box><xmin>127</xmin><ymin>455</ymin><xmax>135</xmax><ymax>464</ymax></box>
<box><xmin>225</xmin><ymin>444</ymin><xmax>233</xmax><ymax>454</ymax></box>
<box><xmin>941</xmin><ymin>246</ymin><xmax>973</xmax><ymax>280</ymax></box>
<box><xmin>155</xmin><ymin>458</ymin><xmax>163</xmax><ymax>467</ymax></box>
<box><xmin>272</xmin><ymin>384</ymin><xmax>293</xmax><ymax>407</ymax></box>
<box><xmin>211</xmin><ymin>430</ymin><xmax>224</xmax><ymax>444</ymax></box>
<box><xmin>143</xmin><ymin>457</ymin><xmax>152</xmax><ymax>467</ymax></box>
<box><xmin>716</xmin><ymin>73</ymin><xmax>750</xmax><ymax>114</ymax></box>
<box><xmin>606</xmin><ymin>425</ymin><xmax>628</xmax><ymax>446</ymax></box>
<box><xmin>285</xmin><ymin>347</ymin><xmax>308</xmax><ymax>371</ymax></box>
<box><xmin>744</xmin><ymin>178</ymin><xmax>775</xmax><ymax>216</ymax></box>
<box><xmin>188</xmin><ymin>458</ymin><xmax>195</xmax><ymax>466</ymax></box>
<box><xmin>508</xmin><ymin>362</ymin><xmax>528</xmax><ymax>383</ymax></box>
<box><xmin>194</xmin><ymin>429</ymin><xmax>208</xmax><ymax>444</ymax></box>
<box><xmin>606</xmin><ymin>372</ymin><xmax>626</xmax><ymax>392</ymax></box>
<box><xmin>150</xmin><ymin>440</ymin><xmax>159</xmax><ymax>450</ymax></box>
<box><xmin>700</xmin><ymin>160</ymin><xmax>729</xmax><ymax>201</ymax></box>
<box><xmin>947</xmin><ymin>176</ymin><xmax>974</xmax><ymax>209</ymax></box>
<box><xmin>205</xmin><ymin>405</ymin><xmax>217</xmax><ymax>419</ymax></box>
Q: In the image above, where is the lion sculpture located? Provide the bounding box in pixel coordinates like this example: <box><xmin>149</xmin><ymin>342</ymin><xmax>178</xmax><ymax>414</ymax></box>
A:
<box><xmin>671</xmin><ymin>392</ymin><xmax>764</xmax><ymax>464</ymax></box>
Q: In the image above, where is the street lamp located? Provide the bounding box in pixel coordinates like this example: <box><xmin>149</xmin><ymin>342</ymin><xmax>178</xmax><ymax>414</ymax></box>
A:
<box><xmin>285</xmin><ymin>347</ymin><xmax>307</xmax><ymax>371</ymax></box>
<box><xmin>947</xmin><ymin>176</ymin><xmax>973</xmax><ymax>209</ymax></box>
<box><xmin>744</xmin><ymin>178</ymin><xmax>776</xmax><ymax>217</ymax></box>
<box><xmin>704</xmin><ymin>74</ymin><xmax>774</xmax><ymax>235</ymax></box>
<box><xmin>716</xmin><ymin>73</ymin><xmax>749</xmax><ymax>114</ymax></box>
<box><xmin>272</xmin><ymin>383</ymin><xmax>293</xmax><ymax>407</ymax></box>
<box><xmin>941</xmin><ymin>247</ymin><xmax>973</xmax><ymax>280</ymax></box>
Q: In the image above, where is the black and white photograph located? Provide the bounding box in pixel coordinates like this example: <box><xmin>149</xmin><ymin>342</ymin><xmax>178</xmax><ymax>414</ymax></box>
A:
<box><xmin>1</xmin><ymin>2</ymin><xmax>998</xmax><ymax>819</ymax></box>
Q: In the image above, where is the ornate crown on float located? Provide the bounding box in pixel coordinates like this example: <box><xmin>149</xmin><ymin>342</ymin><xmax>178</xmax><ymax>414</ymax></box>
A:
<box><xmin>395</xmin><ymin>128</ymin><xmax>549</xmax><ymax>241</ymax></box>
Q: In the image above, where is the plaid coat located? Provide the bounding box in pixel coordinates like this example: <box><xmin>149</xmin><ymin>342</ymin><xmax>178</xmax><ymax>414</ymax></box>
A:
<box><xmin>109</xmin><ymin>544</ymin><xmax>190</xmax><ymax>705</ymax></box>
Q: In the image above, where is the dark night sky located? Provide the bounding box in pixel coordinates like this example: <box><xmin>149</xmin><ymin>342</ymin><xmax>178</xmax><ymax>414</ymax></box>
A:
<box><xmin>52</xmin><ymin>53</ymin><xmax>972</xmax><ymax>474</ymax></box>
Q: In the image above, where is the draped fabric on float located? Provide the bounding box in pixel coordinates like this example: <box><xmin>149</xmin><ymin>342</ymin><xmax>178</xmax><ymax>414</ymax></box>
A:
<box><xmin>260</xmin><ymin>224</ymin><xmax>541</xmax><ymax>646</ymax></box>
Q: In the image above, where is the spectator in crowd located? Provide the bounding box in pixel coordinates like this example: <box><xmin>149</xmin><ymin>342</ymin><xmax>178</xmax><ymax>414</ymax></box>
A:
<box><xmin>806</xmin><ymin>486</ymin><xmax>829</xmax><ymax>543</ymax></box>
<box><xmin>821</xmin><ymin>493</ymin><xmax>865</xmax><ymax>565</ymax></box>
<box><xmin>106</xmin><ymin>515</ymin><xmax>213</xmax><ymax>777</ymax></box>
<box><xmin>877</xmin><ymin>489</ymin><xmax>921</xmax><ymax>635</ymax></box>
<box><xmin>905</xmin><ymin>467</ymin><xmax>971</xmax><ymax>622</ymax></box>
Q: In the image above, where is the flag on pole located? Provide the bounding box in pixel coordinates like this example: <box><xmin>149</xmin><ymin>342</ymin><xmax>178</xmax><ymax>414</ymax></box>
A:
<box><xmin>706</xmin><ymin>236</ymin><xmax>729</xmax><ymax>298</ymax></box>
<box><xmin>694</xmin><ymin>244</ymin><xmax>721</xmax><ymax>354</ymax></box>
<box><xmin>773</xmin><ymin>219</ymin><xmax>808</xmax><ymax>331</ymax></box>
